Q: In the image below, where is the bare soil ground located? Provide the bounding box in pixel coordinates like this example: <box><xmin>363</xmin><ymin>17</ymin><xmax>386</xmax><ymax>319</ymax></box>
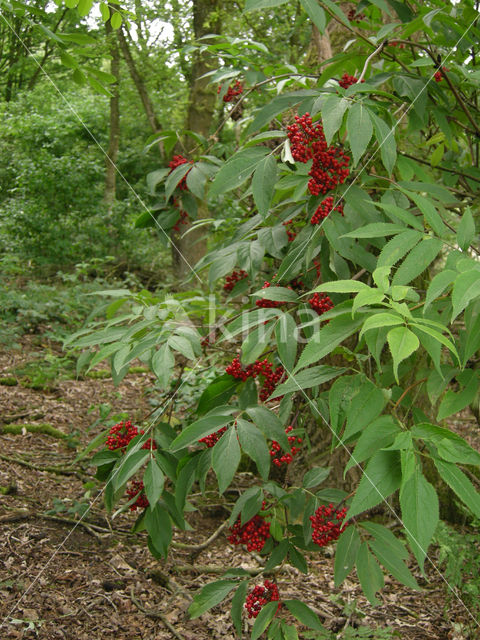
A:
<box><xmin>0</xmin><ymin>338</ymin><xmax>475</xmax><ymax>640</ymax></box>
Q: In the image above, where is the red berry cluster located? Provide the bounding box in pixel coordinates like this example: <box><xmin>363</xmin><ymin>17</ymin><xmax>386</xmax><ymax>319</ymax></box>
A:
<box><xmin>338</xmin><ymin>73</ymin><xmax>364</xmax><ymax>89</ymax></box>
<box><xmin>224</xmin><ymin>269</ymin><xmax>248</xmax><ymax>292</ymax></box>
<box><xmin>225</xmin><ymin>357</ymin><xmax>285</xmax><ymax>402</ymax></box>
<box><xmin>172</xmin><ymin>206</ymin><xmax>189</xmax><ymax>233</ymax></box>
<box><xmin>347</xmin><ymin>8</ymin><xmax>365</xmax><ymax>22</ymax></box>
<box><xmin>286</xmin><ymin>113</ymin><xmax>350</xmax><ymax>195</ymax></box>
<box><xmin>310</xmin><ymin>503</ymin><xmax>348</xmax><ymax>547</ymax></box>
<box><xmin>244</xmin><ymin>580</ymin><xmax>281</xmax><ymax>618</ymax></box>
<box><xmin>228</xmin><ymin>513</ymin><xmax>271</xmax><ymax>552</ymax></box>
<box><xmin>434</xmin><ymin>67</ymin><xmax>448</xmax><ymax>82</ymax></box>
<box><xmin>269</xmin><ymin>425</ymin><xmax>302</xmax><ymax>467</ymax></box>
<box><xmin>219</xmin><ymin>79</ymin><xmax>244</xmax><ymax>102</ymax></box>
<box><xmin>308</xmin><ymin>292</ymin><xmax>334</xmax><ymax>316</ymax></box>
<box><xmin>388</xmin><ymin>41</ymin><xmax>405</xmax><ymax>49</ymax></box>
<box><xmin>168</xmin><ymin>154</ymin><xmax>191</xmax><ymax>191</ymax></box>
<box><xmin>198</xmin><ymin>426</ymin><xmax>228</xmax><ymax>448</ymax></box>
<box><xmin>310</xmin><ymin>196</ymin><xmax>344</xmax><ymax>224</ymax></box>
<box><xmin>255</xmin><ymin>281</ymin><xmax>284</xmax><ymax>308</ymax></box>
<box><xmin>126</xmin><ymin>480</ymin><xmax>149</xmax><ymax>511</ymax></box>
<box><xmin>283</xmin><ymin>219</ymin><xmax>297</xmax><ymax>242</ymax></box>
<box><xmin>106</xmin><ymin>420</ymin><xmax>156</xmax><ymax>452</ymax></box>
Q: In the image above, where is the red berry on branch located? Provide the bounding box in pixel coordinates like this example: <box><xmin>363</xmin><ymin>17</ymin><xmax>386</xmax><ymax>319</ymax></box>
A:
<box><xmin>310</xmin><ymin>503</ymin><xmax>349</xmax><ymax>546</ymax></box>
<box><xmin>168</xmin><ymin>154</ymin><xmax>192</xmax><ymax>191</ymax></box>
<box><xmin>228</xmin><ymin>512</ymin><xmax>271</xmax><ymax>552</ymax></box>
<box><xmin>126</xmin><ymin>480</ymin><xmax>149</xmax><ymax>511</ymax></box>
<box><xmin>220</xmin><ymin>79</ymin><xmax>244</xmax><ymax>103</ymax></box>
<box><xmin>198</xmin><ymin>426</ymin><xmax>228</xmax><ymax>448</ymax></box>
<box><xmin>244</xmin><ymin>580</ymin><xmax>281</xmax><ymax>618</ymax></box>
<box><xmin>338</xmin><ymin>73</ymin><xmax>364</xmax><ymax>89</ymax></box>
<box><xmin>308</xmin><ymin>292</ymin><xmax>334</xmax><ymax>316</ymax></box>
<box><xmin>310</xmin><ymin>197</ymin><xmax>344</xmax><ymax>224</ymax></box>
<box><xmin>224</xmin><ymin>269</ymin><xmax>248</xmax><ymax>292</ymax></box>
<box><xmin>105</xmin><ymin>420</ymin><xmax>156</xmax><ymax>452</ymax></box>
<box><xmin>269</xmin><ymin>425</ymin><xmax>303</xmax><ymax>467</ymax></box>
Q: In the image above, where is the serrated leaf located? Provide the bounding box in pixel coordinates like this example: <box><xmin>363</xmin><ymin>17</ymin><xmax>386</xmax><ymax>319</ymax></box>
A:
<box><xmin>188</xmin><ymin>580</ymin><xmax>238</xmax><ymax>618</ymax></box>
<box><xmin>334</xmin><ymin>525</ymin><xmax>361</xmax><ymax>587</ymax></box>
<box><xmin>457</xmin><ymin>207</ymin><xmax>475</xmax><ymax>251</ymax></box>
<box><xmin>392</xmin><ymin>237</ymin><xmax>443</xmax><ymax>286</ymax></box>
<box><xmin>275</xmin><ymin>313</ymin><xmax>298</xmax><ymax>371</ymax></box>
<box><xmin>209</xmin><ymin>148</ymin><xmax>268</xmax><ymax>198</ymax></box>
<box><xmin>355</xmin><ymin>542</ymin><xmax>384</xmax><ymax>605</ymax></box>
<box><xmin>303</xmin><ymin>466</ymin><xmax>330</xmax><ymax>488</ymax></box>
<box><xmin>300</xmin><ymin>0</ymin><xmax>326</xmax><ymax>31</ymax></box>
<box><xmin>400</xmin><ymin>469</ymin><xmax>438</xmax><ymax>572</ymax></box>
<box><xmin>251</xmin><ymin>601</ymin><xmax>279</xmax><ymax>640</ymax></box>
<box><xmin>451</xmin><ymin>270</ymin><xmax>480</xmax><ymax>321</ymax></box>
<box><xmin>283</xmin><ymin>600</ymin><xmax>324</xmax><ymax>631</ymax></box>
<box><xmin>252</xmin><ymin>155</ymin><xmax>277</xmax><ymax>218</ymax></box>
<box><xmin>321</xmin><ymin>94</ymin><xmax>348</xmax><ymax>145</ymax></box>
<box><xmin>231</xmin><ymin>581</ymin><xmax>249</xmax><ymax>636</ymax></box>
<box><xmin>347</xmin><ymin>102</ymin><xmax>373</xmax><ymax>166</ymax></box>
<box><xmin>347</xmin><ymin>450</ymin><xmax>402</xmax><ymax>520</ymax></box>
<box><xmin>271</xmin><ymin>365</ymin><xmax>346</xmax><ymax>398</ymax></box>
<box><xmin>341</xmin><ymin>223</ymin><xmax>405</xmax><ymax>239</ymax></box>
<box><xmin>212</xmin><ymin>426</ymin><xmax>240</xmax><ymax>493</ymax></box>
<box><xmin>236</xmin><ymin>418</ymin><xmax>270</xmax><ymax>480</ymax></box>
<box><xmin>143</xmin><ymin>459</ymin><xmax>165</xmax><ymax>508</ymax></box>
<box><xmin>387</xmin><ymin>326</ymin><xmax>419</xmax><ymax>383</ymax></box>
<box><xmin>112</xmin><ymin>449</ymin><xmax>149</xmax><ymax>491</ymax></box>
<box><xmin>170</xmin><ymin>415</ymin><xmax>233</xmax><ymax>451</ymax></box>
<box><xmin>433</xmin><ymin>457</ymin><xmax>480</xmax><ymax>518</ymax></box>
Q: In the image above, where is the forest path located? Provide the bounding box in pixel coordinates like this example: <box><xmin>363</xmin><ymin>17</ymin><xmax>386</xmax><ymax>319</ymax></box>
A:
<box><xmin>0</xmin><ymin>338</ymin><xmax>467</xmax><ymax>639</ymax></box>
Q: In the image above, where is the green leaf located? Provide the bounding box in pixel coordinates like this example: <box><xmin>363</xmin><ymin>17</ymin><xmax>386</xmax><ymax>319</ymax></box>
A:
<box><xmin>457</xmin><ymin>207</ymin><xmax>475</xmax><ymax>251</ymax></box>
<box><xmin>143</xmin><ymin>459</ymin><xmax>165</xmax><ymax>508</ymax></box>
<box><xmin>343</xmin><ymin>381</ymin><xmax>388</xmax><ymax>441</ymax></box>
<box><xmin>197</xmin><ymin>374</ymin><xmax>238</xmax><ymax>416</ymax></box>
<box><xmin>371</xmin><ymin>112</ymin><xmax>397</xmax><ymax>175</ymax></box>
<box><xmin>433</xmin><ymin>458</ymin><xmax>480</xmax><ymax>519</ymax></box>
<box><xmin>151</xmin><ymin>343</ymin><xmax>174</xmax><ymax>389</ymax></box>
<box><xmin>275</xmin><ymin>313</ymin><xmax>298</xmax><ymax>371</ymax></box>
<box><xmin>236</xmin><ymin>419</ymin><xmax>270</xmax><ymax>480</ymax></box>
<box><xmin>347</xmin><ymin>450</ymin><xmax>402</xmax><ymax>520</ymax></box>
<box><xmin>271</xmin><ymin>365</ymin><xmax>346</xmax><ymax>397</ymax></box>
<box><xmin>300</xmin><ymin>0</ymin><xmax>326</xmax><ymax>31</ymax></box>
<box><xmin>303</xmin><ymin>466</ymin><xmax>331</xmax><ymax>489</ymax></box>
<box><xmin>400</xmin><ymin>469</ymin><xmax>438</xmax><ymax>572</ymax></box>
<box><xmin>253</xmin><ymin>287</ymin><xmax>298</xmax><ymax>302</ymax></box>
<box><xmin>251</xmin><ymin>601</ymin><xmax>279</xmax><ymax>640</ymax></box>
<box><xmin>246</xmin><ymin>406</ymin><xmax>290</xmax><ymax>451</ymax></box>
<box><xmin>145</xmin><ymin>503</ymin><xmax>171</xmax><ymax>558</ymax></box>
<box><xmin>352</xmin><ymin>288</ymin><xmax>386</xmax><ymax>315</ymax></box>
<box><xmin>212</xmin><ymin>426</ymin><xmax>240</xmax><ymax>493</ymax></box>
<box><xmin>100</xmin><ymin>2</ymin><xmax>110</xmax><ymax>21</ymax></box>
<box><xmin>347</xmin><ymin>102</ymin><xmax>373</xmax><ymax>167</ymax></box>
<box><xmin>165</xmin><ymin>163</ymin><xmax>191</xmax><ymax>202</ymax></box>
<box><xmin>451</xmin><ymin>270</ymin><xmax>480</xmax><ymax>321</ymax></box>
<box><xmin>240</xmin><ymin>322</ymin><xmax>274</xmax><ymax>365</ymax></box>
<box><xmin>312</xmin><ymin>280</ymin><xmax>369</xmax><ymax>293</ymax></box>
<box><xmin>209</xmin><ymin>148</ymin><xmax>269</xmax><ymax>198</ymax></box>
<box><xmin>252</xmin><ymin>155</ymin><xmax>277</xmax><ymax>218</ymax></box>
<box><xmin>360</xmin><ymin>312</ymin><xmax>404</xmax><ymax>337</ymax></box>
<box><xmin>361</xmin><ymin>522</ymin><xmax>420</xmax><ymax>590</ymax></box>
<box><xmin>231</xmin><ymin>581</ymin><xmax>249</xmax><ymax>637</ymax></box>
<box><xmin>283</xmin><ymin>600</ymin><xmax>324</xmax><ymax>631</ymax></box>
<box><xmin>412</xmin><ymin>422</ymin><xmax>480</xmax><ymax>465</ymax></box>
<box><xmin>341</xmin><ymin>223</ymin><xmax>405</xmax><ymax>239</ymax></box>
<box><xmin>424</xmin><ymin>270</ymin><xmax>456</xmax><ymax>310</ymax></box>
<box><xmin>377</xmin><ymin>230</ymin><xmax>423</xmax><ymax>268</ymax></box>
<box><xmin>188</xmin><ymin>580</ymin><xmax>238</xmax><ymax>619</ymax></box>
<box><xmin>321</xmin><ymin>95</ymin><xmax>348</xmax><ymax>145</ymax></box>
<box><xmin>77</xmin><ymin>0</ymin><xmax>94</xmax><ymax>17</ymax></box>
<box><xmin>110</xmin><ymin>11</ymin><xmax>122</xmax><ymax>28</ymax></box>
<box><xmin>334</xmin><ymin>525</ymin><xmax>361</xmax><ymax>587</ymax></box>
<box><xmin>387</xmin><ymin>326</ymin><xmax>419</xmax><ymax>383</ymax></box>
<box><xmin>112</xmin><ymin>449</ymin><xmax>149</xmax><ymax>491</ymax></box>
<box><xmin>168</xmin><ymin>334</ymin><xmax>195</xmax><ymax>360</ymax></box>
<box><xmin>355</xmin><ymin>542</ymin><xmax>384</xmax><ymax>605</ymax></box>
<box><xmin>406</xmin><ymin>191</ymin><xmax>448</xmax><ymax>237</ymax></box>
<box><xmin>288</xmin><ymin>545</ymin><xmax>308</xmax><ymax>573</ymax></box>
<box><xmin>170</xmin><ymin>415</ymin><xmax>233</xmax><ymax>451</ymax></box>
<box><xmin>345</xmin><ymin>416</ymin><xmax>401</xmax><ymax>473</ymax></box>
<box><xmin>295</xmin><ymin>316</ymin><xmax>364</xmax><ymax>371</ymax></box>
<box><xmin>391</xmin><ymin>237</ymin><xmax>443</xmax><ymax>286</ymax></box>
<box><xmin>264</xmin><ymin>540</ymin><xmax>289</xmax><ymax>571</ymax></box>
<box><xmin>245</xmin><ymin>0</ymin><xmax>289</xmax><ymax>9</ymax></box>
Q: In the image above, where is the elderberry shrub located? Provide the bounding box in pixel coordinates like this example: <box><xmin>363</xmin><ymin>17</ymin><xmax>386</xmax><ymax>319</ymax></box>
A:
<box><xmin>310</xmin><ymin>504</ymin><xmax>349</xmax><ymax>547</ymax></box>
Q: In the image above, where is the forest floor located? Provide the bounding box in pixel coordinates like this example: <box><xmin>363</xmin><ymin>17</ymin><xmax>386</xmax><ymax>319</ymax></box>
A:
<box><xmin>0</xmin><ymin>337</ymin><xmax>477</xmax><ymax>640</ymax></box>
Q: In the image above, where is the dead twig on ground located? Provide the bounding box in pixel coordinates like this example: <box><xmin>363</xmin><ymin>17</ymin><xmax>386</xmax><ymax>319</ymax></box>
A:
<box><xmin>129</xmin><ymin>587</ymin><xmax>186</xmax><ymax>640</ymax></box>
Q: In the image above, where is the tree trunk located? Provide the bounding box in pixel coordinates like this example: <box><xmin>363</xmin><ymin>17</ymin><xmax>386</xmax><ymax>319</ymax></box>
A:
<box><xmin>104</xmin><ymin>19</ymin><xmax>120</xmax><ymax>211</ymax></box>
<box><xmin>171</xmin><ymin>0</ymin><xmax>222</xmax><ymax>283</ymax></box>
<box><xmin>117</xmin><ymin>27</ymin><xmax>164</xmax><ymax>158</ymax></box>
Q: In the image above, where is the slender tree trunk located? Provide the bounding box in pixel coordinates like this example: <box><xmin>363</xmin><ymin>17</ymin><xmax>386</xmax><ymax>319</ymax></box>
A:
<box><xmin>171</xmin><ymin>0</ymin><xmax>222</xmax><ymax>283</ymax></box>
<box><xmin>104</xmin><ymin>19</ymin><xmax>120</xmax><ymax>211</ymax></box>
<box><xmin>117</xmin><ymin>27</ymin><xmax>164</xmax><ymax>158</ymax></box>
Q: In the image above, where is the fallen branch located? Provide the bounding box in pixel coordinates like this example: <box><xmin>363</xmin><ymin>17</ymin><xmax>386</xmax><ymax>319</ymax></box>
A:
<box><xmin>129</xmin><ymin>587</ymin><xmax>186</xmax><ymax>640</ymax></box>
<box><xmin>172</xmin><ymin>521</ymin><xmax>227</xmax><ymax>552</ymax></box>
<box><xmin>0</xmin><ymin>423</ymin><xmax>68</xmax><ymax>439</ymax></box>
<box><xmin>0</xmin><ymin>452</ymin><xmax>85</xmax><ymax>479</ymax></box>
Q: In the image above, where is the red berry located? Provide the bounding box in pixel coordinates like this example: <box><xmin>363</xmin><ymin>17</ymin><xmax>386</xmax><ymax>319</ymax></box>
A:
<box><xmin>269</xmin><ymin>425</ymin><xmax>303</xmax><ymax>467</ymax></box>
<box><xmin>224</xmin><ymin>269</ymin><xmax>248</xmax><ymax>293</ymax></box>
<box><xmin>105</xmin><ymin>420</ymin><xmax>156</xmax><ymax>452</ymax></box>
<box><xmin>244</xmin><ymin>580</ymin><xmax>281</xmax><ymax>618</ymax></box>
<box><xmin>220</xmin><ymin>79</ymin><xmax>244</xmax><ymax>103</ymax></box>
<box><xmin>126</xmin><ymin>480</ymin><xmax>149</xmax><ymax>511</ymax></box>
<box><xmin>308</xmin><ymin>292</ymin><xmax>334</xmax><ymax>316</ymax></box>
<box><xmin>310</xmin><ymin>503</ymin><xmax>349</xmax><ymax>546</ymax></box>
<box><xmin>310</xmin><ymin>197</ymin><xmax>344</xmax><ymax>224</ymax></box>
